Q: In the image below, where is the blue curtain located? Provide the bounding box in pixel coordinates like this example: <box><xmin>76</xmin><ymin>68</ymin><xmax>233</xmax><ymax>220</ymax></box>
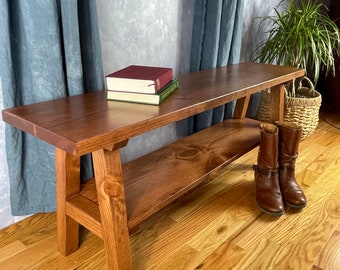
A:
<box><xmin>0</xmin><ymin>0</ymin><xmax>104</xmax><ymax>215</ymax></box>
<box><xmin>189</xmin><ymin>0</ymin><xmax>245</xmax><ymax>134</ymax></box>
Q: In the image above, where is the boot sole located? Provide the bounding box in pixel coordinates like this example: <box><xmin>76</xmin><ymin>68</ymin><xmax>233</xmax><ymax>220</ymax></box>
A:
<box><xmin>285</xmin><ymin>201</ymin><xmax>306</xmax><ymax>209</ymax></box>
<box><xmin>256</xmin><ymin>201</ymin><xmax>285</xmax><ymax>216</ymax></box>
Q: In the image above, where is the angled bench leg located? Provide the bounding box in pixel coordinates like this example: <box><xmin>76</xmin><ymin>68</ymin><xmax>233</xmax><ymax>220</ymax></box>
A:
<box><xmin>55</xmin><ymin>148</ymin><xmax>81</xmax><ymax>255</ymax></box>
<box><xmin>234</xmin><ymin>94</ymin><xmax>251</xmax><ymax>119</ymax></box>
<box><xmin>92</xmin><ymin>143</ymin><xmax>132</xmax><ymax>270</ymax></box>
<box><xmin>233</xmin><ymin>84</ymin><xmax>285</xmax><ymax>122</ymax></box>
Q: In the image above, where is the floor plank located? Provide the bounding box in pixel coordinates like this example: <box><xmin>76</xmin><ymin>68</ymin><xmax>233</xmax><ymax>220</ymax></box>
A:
<box><xmin>313</xmin><ymin>223</ymin><xmax>340</xmax><ymax>269</ymax></box>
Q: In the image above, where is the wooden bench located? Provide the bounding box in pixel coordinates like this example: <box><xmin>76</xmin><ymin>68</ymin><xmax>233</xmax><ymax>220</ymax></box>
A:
<box><xmin>2</xmin><ymin>62</ymin><xmax>304</xmax><ymax>269</ymax></box>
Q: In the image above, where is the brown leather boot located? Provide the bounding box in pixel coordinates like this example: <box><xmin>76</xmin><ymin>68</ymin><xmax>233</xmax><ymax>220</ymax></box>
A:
<box><xmin>276</xmin><ymin>121</ymin><xmax>307</xmax><ymax>208</ymax></box>
<box><xmin>254</xmin><ymin>123</ymin><xmax>284</xmax><ymax>216</ymax></box>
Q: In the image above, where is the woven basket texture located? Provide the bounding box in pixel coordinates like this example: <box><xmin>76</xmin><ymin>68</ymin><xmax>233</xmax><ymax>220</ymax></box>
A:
<box><xmin>257</xmin><ymin>77</ymin><xmax>322</xmax><ymax>140</ymax></box>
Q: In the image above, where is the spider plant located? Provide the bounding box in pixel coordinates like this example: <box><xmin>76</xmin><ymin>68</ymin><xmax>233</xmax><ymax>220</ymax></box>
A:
<box><xmin>252</xmin><ymin>0</ymin><xmax>340</xmax><ymax>96</ymax></box>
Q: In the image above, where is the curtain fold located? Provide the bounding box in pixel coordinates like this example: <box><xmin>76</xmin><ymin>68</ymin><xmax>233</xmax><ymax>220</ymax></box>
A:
<box><xmin>0</xmin><ymin>0</ymin><xmax>103</xmax><ymax>215</ymax></box>
<box><xmin>189</xmin><ymin>0</ymin><xmax>245</xmax><ymax>134</ymax></box>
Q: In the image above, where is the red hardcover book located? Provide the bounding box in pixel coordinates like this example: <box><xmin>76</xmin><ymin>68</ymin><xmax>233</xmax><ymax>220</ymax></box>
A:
<box><xmin>105</xmin><ymin>65</ymin><xmax>174</xmax><ymax>94</ymax></box>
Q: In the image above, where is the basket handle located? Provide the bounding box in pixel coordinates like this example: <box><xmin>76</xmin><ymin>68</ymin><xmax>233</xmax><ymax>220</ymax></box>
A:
<box><xmin>298</xmin><ymin>76</ymin><xmax>315</xmax><ymax>91</ymax></box>
<box><xmin>290</xmin><ymin>76</ymin><xmax>315</xmax><ymax>97</ymax></box>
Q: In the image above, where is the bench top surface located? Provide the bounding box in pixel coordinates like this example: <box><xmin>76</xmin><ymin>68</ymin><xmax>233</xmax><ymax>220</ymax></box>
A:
<box><xmin>2</xmin><ymin>62</ymin><xmax>304</xmax><ymax>155</ymax></box>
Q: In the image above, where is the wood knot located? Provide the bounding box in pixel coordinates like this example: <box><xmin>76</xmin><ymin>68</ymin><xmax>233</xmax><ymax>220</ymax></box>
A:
<box><xmin>101</xmin><ymin>178</ymin><xmax>124</xmax><ymax>198</ymax></box>
<box><xmin>176</xmin><ymin>148</ymin><xmax>200</xmax><ymax>160</ymax></box>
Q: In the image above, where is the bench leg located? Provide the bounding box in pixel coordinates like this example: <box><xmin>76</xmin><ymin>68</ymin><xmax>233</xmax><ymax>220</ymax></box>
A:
<box><xmin>92</xmin><ymin>147</ymin><xmax>132</xmax><ymax>270</ymax></box>
<box><xmin>55</xmin><ymin>148</ymin><xmax>80</xmax><ymax>255</ymax></box>
<box><xmin>233</xmin><ymin>94</ymin><xmax>251</xmax><ymax>119</ymax></box>
<box><xmin>269</xmin><ymin>84</ymin><xmax>285</xmax><ymax>122</ymax></box>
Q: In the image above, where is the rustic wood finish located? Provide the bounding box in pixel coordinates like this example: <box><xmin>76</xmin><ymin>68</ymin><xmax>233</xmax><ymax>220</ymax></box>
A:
<box><xmin>0</xmin><ymin>107</ymin><xmax>339</xmax><ymax>269</ymax></box>
<box><xmin>2</xmin><ymin>63</ymin><xmax>303</xmax><ymax>156</ymax></box>
<box><xmin>1</xmin><ymin>62</ymin><xmax>305</xmax><ymax>269</ymax></box>
<box><xmin>55</xmin><ymin>149</ymin><xmax>80</xmax><ymax>255</ymax></box>
<box><xmin>92</xmin><ymin>147</ymin><xmax>132</xmax><ymax>269</ymax></box>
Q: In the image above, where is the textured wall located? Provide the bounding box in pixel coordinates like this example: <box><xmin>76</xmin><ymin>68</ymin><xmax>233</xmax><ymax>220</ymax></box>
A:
<box><xmin>96</xmin><ymin>0</ymin><xmax>196</xmax><ymax>163</ymax></box>
<box><xmin>98</xmin><ymin>1</ymin><xmax>194</xmax><ymax>76</ymax></box>
<box><xmin>0</xmin><ymin>0</ymin><xmax>283</xmax><ymax>228</ymax></box>
<box><xmin>241</xmin><ymin>0</ymin><xmax>283</xmax><ymax>62</ymax></box>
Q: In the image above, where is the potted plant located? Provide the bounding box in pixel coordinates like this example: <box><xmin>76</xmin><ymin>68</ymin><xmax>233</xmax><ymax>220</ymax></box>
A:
<box><xmin>252</xmin><ymin>0</ymin><xmax>340</xmax><ymax>139</ymax></box>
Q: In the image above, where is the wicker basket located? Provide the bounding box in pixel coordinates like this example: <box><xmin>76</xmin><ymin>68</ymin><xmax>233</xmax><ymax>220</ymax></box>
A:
<box><xmin>257</xmin><ymin>77</ymin><xmax>322</xmax><ymax>140</ymax></box>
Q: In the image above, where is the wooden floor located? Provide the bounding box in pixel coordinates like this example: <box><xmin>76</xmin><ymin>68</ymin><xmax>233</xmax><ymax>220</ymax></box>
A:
<box><xmin>1</xmin><ymin>106</ymin><xmax>340</xmax><ymax>270</ymax></box>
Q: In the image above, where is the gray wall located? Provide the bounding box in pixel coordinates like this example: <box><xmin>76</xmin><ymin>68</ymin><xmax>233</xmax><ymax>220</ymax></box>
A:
<box><xmin>96</xmin><ymin>0</ymin><xmax>196</xmax><ymax>163</ymax></box>
<box><xmin>241</xmin><ymin>0</ymin><xmax>283</xmax><ymax>62</ymax></box>
<box><xmin>0</xmin><ymin>0</ymin><xmax>282</xmax><ymax>228</ymax></box>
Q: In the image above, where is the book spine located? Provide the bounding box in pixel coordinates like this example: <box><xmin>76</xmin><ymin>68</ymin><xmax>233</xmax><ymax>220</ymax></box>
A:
<box><xmin>159</xmin><ymin>79</ymin><xmax>179</xmax><ymax>104</ymax></box>
<box><xmin>155</xmin><ymin>69</ymin><xmax>174</xmax><ymax>91</ymax></box>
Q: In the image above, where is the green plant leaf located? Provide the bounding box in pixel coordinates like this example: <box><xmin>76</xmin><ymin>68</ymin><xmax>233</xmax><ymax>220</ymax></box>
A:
<box><xmin>251</xmin><ymin>0</ymin><xmax>340</xmax><ymax>95</ymax></box>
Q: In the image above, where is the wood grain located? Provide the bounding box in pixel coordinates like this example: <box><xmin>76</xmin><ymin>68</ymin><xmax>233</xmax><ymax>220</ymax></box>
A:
<box><xmin>2</xmin><ymin>63</ymin><xmax>304</xmax><ymax>156</ymax></box>
<box><xmin>55</xmin><ymin>148</ymin><xmax>80</xmax><ymax>256</ymax></box>
<box><xmin>92</xmin><ymin>148</ymin><xmax>132</xmax><ymax>269</ymax></box>
<box><xmin>314</xmin><ymin>224</ymin><xmax>340</xmax><ymax>269</ymax></box>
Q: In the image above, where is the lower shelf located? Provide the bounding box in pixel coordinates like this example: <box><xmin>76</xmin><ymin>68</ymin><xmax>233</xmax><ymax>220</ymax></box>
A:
<box><xmin>67</xmin><ymin>118</ymin><xmax>261</xmax><ymax>237</ymax></box>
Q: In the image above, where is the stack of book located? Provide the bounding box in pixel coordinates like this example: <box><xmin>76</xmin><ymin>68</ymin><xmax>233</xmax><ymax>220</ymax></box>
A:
<box><xmin>105</xmin><ymin>65</ymin><xmax>179</xmax><ymax>105</ymax></box>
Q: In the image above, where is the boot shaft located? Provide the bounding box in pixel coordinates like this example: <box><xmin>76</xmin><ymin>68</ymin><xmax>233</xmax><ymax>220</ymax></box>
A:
<box><xmin>254</xmin><ymin>123</ymin><xmax>284</xmax><ymax>215</ymax></box>
<box><xmin>258</xmin><ymin>123</ymin><xmax>279</xmax><ymax>169</ymax></box>
<box><xmin>276</xmin><ymin>121</ymin><xmax>306</xmax><ymax>208</ymax></box>
<box><xmin>276</xmin><ymin>121</ymin><xmax>302</xmax><ymax>165</ymax></box>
